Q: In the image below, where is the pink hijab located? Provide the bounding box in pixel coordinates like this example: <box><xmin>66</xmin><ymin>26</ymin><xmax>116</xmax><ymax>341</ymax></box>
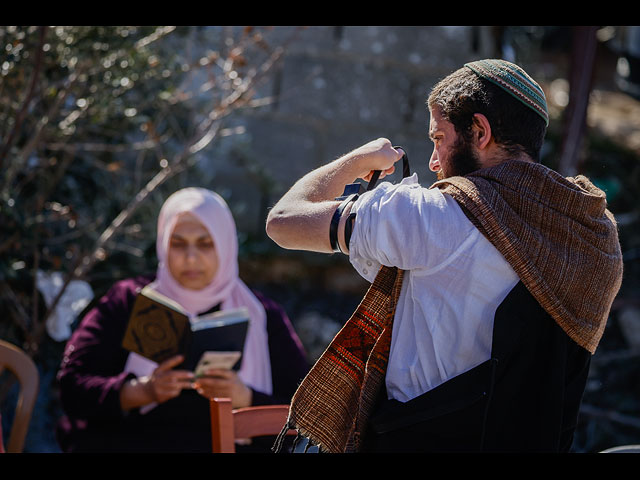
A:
<box><xmin>150</xmin><ymin>187</ymin><xmax>272</xmax><ymax>395</ymax></box>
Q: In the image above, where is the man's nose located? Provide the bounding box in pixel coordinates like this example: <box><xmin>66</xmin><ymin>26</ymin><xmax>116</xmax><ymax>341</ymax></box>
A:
<box><xmin>429</xmin><ymin>151</ymin><xmax>440</xmax><ymax>172</ymax></box>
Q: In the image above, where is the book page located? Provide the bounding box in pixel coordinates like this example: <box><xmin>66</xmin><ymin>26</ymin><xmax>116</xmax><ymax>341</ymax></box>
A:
<box><xmin>194</xmin><ymin>351</ymin><xmax>242</xmax><ymax>377</ymax></box>
<box><xmin>140</xmin><ymin>285</ymin><xmax>188</xmax><ymax>315</ymax></box>
<box><xmin>192</xmin><ymin>307</ymin><xmax>250</xmax><ymax>331</ymax></box>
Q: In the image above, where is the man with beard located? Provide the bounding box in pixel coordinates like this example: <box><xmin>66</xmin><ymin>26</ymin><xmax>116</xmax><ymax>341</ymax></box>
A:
<box><xmin>266</xmin><ymin>60</ymin><xmax>623</xmax><ymax>452</ymax></box>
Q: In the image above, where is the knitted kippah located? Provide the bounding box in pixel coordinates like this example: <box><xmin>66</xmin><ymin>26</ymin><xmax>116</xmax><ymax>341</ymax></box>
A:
<box><xmin>465</xmin><ymin>59</ymin><xmax>549</xmax><ymax>126</ymax></box>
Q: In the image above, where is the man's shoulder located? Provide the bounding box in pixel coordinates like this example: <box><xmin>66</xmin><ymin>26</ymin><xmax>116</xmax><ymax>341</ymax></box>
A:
<box><xmin>365</xmin><ymin>176</ymin><xmax>453</xmax><ymax>206</ymax></box>
<box><xmin>380</xmin><ymin>179</ymin><xmax>469</xmax><ymax>219</ymax></box>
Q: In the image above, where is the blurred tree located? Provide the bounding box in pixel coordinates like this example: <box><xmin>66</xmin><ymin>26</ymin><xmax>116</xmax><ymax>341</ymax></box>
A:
<box><xmin>0</xmin><ymin>26</ymin><xmax>296</xmax><ymax>365</ymax></box>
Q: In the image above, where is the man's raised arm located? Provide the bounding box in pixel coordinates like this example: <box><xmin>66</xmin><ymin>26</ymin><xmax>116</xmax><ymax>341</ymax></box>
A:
<box><xmin>265</xmin><ymin>138</ymin><xmax>403</xmax><ymax>254</ymax></box>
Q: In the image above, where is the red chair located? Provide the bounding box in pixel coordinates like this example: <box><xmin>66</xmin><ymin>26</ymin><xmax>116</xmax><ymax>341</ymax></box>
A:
<box><xmin>0</xmin><ymin>340</ymin><xmax>39</xmax><ymax>453</ymax></box>
<box><xmin>209</xmin><ymin>397</ymin><xmax>296</xmax><ymax>453</ymax></box>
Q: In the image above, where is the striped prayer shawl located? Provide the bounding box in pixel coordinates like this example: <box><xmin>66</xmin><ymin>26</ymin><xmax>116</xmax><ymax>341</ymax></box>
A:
<box><xmin>274</xmin><ymin>266</ymin><xmax>404</xmax><ymax>453</ymax></box>
<box><xmin>275</xmin><ymin>159</ymin><xmax>623</xmax><ymax>453</ymax></box>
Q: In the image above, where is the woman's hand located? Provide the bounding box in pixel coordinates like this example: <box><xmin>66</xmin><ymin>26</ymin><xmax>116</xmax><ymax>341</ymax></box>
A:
<box><xmin>120</xmin><ymin>355</ymin><xmax>194</xmax><ymax>411</ymax></box>
<box><xmin>193</xmin><ymin>369</ymin><xmax>253</xmax><ymax>408</ymax></box>
<box><xmin>144</xmin><ymin>355</ymin><xmax>195</xmax><ymax>403</ymax></box>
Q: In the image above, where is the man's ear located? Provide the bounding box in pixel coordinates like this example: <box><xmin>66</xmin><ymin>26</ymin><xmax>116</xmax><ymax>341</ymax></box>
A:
<box><xmin>472</xmin><ymin>113</ymin><xmax>492</xmax><ymax>150</ymax></box>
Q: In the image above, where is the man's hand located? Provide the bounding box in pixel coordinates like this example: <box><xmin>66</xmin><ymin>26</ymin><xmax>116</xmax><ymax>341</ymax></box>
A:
<box><xmin>348</xmin><ymin>138</ymin><xmax>404</xmax><ymax>182</ymax></box>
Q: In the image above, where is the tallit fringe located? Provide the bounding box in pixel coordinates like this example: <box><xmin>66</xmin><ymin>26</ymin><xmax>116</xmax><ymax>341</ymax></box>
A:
<box><xmin>272</xmin><ymin>421</ymin><xmax>325</xmax><ymax>453</ymax></box>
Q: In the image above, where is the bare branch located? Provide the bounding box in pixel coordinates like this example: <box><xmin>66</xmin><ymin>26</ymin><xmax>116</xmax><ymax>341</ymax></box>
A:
<box><xmin>44</xmin><ymin>137</ymin><xmax>170</xmax><ymax>154</ymax></box>
<box><xmin>134</xmin><ymin>26</ymin><xmax>177</xmax><ymax>50</ymax></box>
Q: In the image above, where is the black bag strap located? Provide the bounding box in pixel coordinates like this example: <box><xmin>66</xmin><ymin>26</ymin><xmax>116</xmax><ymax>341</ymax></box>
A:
<box><xmin>366</xmin><ymin>146</ymin><xmax>410</xmax><ymax>191</ymax></box>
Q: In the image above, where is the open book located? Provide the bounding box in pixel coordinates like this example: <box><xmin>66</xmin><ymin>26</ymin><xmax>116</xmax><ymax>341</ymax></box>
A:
<box><xmin>121</xmin><ymin>285</ymin><xmax>249</xmax><ymax>372</ymax></box>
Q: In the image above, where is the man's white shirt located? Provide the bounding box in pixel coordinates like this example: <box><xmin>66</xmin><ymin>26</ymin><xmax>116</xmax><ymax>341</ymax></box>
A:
<box><xmin>349</xmin><ymin>174</ymin><xmax>519</xmax><ymax>403</ymax></box>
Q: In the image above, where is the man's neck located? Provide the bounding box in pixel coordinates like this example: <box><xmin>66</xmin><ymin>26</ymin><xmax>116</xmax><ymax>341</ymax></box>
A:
<box><xmin>478</xmin><ymin>145</ymin><xmax>534</xmax><ymax>169</ymax></box>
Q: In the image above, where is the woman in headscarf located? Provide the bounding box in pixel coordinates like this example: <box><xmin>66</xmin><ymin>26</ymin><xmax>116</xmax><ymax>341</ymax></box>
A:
<box><xmin>56</xmin><ymin>188</ymin><xmax>309</xmax><ymax>453</ymax></box>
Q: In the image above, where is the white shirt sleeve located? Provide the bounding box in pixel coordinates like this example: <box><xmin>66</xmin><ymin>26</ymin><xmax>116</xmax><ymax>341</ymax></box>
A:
<box><xmin>349</xmin><ymin>174</ymin><xmax>479</xmax><ymax>281</ymax></box>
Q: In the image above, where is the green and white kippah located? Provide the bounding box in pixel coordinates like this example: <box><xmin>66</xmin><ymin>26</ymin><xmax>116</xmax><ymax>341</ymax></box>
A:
<box><xmin>465</xmin><ymin>59</ymin><xmax>549</xmax><ymax>126</ymax></box>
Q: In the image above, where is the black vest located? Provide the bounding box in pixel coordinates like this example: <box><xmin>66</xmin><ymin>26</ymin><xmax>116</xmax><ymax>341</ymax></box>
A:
<box><xmin>363</xmin><ymin>281</ymin><xmax>591</xmax><ymax>453</ymax></box>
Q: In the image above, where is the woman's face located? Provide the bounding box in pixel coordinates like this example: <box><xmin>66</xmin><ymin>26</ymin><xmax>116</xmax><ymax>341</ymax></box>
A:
<box><xmin>167</xmin><ymin>213</ymin><xmax>219</xmax><ymax>290</ymax></box>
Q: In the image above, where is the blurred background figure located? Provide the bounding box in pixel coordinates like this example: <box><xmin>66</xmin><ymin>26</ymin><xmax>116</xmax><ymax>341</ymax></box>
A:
<box><xmin>55</xmin><ymin>188</ymin><xmax>308</xmax><ymax>452</ymax></box>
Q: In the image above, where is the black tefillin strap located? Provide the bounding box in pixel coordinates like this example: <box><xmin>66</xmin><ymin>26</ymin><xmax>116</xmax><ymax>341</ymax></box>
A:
<box><xmin>329</xmin><ymin>146</ymin><xmax>410</xmax><ymax>253</ymax></box>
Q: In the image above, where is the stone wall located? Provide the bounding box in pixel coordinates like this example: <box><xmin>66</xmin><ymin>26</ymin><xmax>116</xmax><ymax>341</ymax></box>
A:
<box><xmin>196</xmin><ymin>26</ymin><xmax>501</xmax><ymax>235</ymax></box>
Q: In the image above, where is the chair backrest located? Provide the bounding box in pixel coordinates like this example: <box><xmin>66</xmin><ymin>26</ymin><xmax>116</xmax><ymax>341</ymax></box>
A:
<box><xmin>0</xmin><ymin>340</ymin><xmax>39</xmax><ymax>453</ymax></box>
<box><xmin>209</xmin><ymin>397</ymin><xmax>296</xmax><ymax>453</ymax></box>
